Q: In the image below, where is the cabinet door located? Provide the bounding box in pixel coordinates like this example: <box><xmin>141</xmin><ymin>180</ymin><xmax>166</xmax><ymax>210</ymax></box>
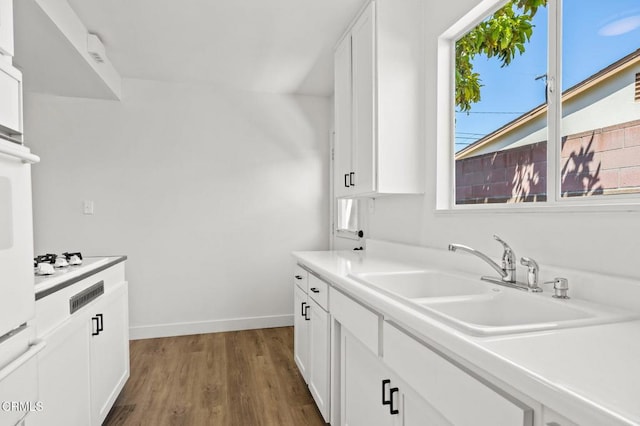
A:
<box><xmin>342</xmin><ymin>330</ymin><xmax>395</xmax><ymax>426</ymax></box>
<box><xmin>351</xmin><ymin>2</ymin><xmax>376</xmax><ymax>195</ymax></box>
<box><xmin>32</xmin><ymin>317</ymin><xmax>92</xmax><ymax>426</ymax></box>
<box><xmin>90</xmin><ymin>283</ymin><xmax>130</xmax><ymax>425</ymax></box>
<box><xmin>402</xmin><ymin>382</ymin><xmax>452</xmax><ymax>426</ymax></box>
<box><xmin>0</xmin><ymin>0</ymin><xmax>14</xmax><ymax>57</ymax></box>
<box><xmin>334</xmin><ymin>33</ymin><xmax>353</xmax><ymax>198</ymax></box>
<box><xmin>308</xmin><ymin>299</ymin><xmax>330</xmax><ymax>422</ymax></box>
<box><xmin>293</xmin><ymin>285</ymin><xmax>310</xmax><ymax>382</ymax></box>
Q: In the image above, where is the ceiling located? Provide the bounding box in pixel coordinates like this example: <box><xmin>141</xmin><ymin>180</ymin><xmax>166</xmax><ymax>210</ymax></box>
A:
<box><xmin>64</xmin><ymin>0</ymin><xmax>366</xmax><ymax>96</ymax></box>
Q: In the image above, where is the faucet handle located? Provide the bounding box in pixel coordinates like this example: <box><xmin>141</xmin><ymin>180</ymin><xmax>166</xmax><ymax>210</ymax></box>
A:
<box><xmin>520</xmin><ymin>257</ymin><xmax>541</xmax><ymax>292</ymax></box>
<box><xmin>544</xmin><ymin>277</ymin><xmax>570</xmax><ymax>299</ymax></box>
<box><xmin>493</xmin><ymin>234</ymin><xmax>512</xmax><ymax>251</ymax></box>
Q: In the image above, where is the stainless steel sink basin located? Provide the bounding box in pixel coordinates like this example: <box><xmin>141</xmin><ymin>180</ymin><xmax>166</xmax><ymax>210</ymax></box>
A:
<box><xmin>348</xmin><ymin>270</ymin><xmax>638</xmax><ymax>336</ymax></box>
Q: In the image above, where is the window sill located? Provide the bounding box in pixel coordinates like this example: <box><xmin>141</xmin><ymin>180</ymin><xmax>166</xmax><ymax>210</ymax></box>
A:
<box><xmin>435</xmin><ymin>201</ymin><xmax>640</xmax><ymax>215</ymax></box>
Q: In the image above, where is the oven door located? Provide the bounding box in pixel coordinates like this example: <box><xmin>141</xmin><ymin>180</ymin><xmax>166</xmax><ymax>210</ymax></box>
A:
<box><xmin>0</xmin><ymin>139</ymin><xmax>39</xmax><ymax>338</ymax></box>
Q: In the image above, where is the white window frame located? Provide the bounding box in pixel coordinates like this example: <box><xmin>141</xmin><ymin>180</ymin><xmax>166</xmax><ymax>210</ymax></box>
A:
<box><xmin>436</xmin><ymin>0</ymin><xmax>640</xmax><ymax>213</ymax></box>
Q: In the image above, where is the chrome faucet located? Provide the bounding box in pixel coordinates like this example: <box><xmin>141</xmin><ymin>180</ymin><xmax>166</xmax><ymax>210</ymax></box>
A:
<box><xmin>448</xmin><ymin>235</ymin><xmax>516</xmax><ymax>282</ymax></box>
<box><xmin>449</xmin><ymin>235</ymin><xmax>530</xmax><ymax>291</ymax></box>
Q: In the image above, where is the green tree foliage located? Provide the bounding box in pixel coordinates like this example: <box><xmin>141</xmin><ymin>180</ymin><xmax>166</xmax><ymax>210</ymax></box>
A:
<box><xmin>455</xmin><ymin>0</ymin><xmax>547</xmax><ymax>113</ymax></box>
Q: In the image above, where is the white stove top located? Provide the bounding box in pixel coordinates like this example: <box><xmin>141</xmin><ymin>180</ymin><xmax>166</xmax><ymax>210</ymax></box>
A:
<box><xmin>34</xmin><ymin>257</ymin><xmax>112</xmax><ymax>294</ymax></box>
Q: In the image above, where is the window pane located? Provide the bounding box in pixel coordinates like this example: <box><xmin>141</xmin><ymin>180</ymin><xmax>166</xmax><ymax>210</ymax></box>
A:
<box><xmin>561</xmin><ymin>0</ymin><xmax>640</xmax><ymax>198</ymax></box>
<box><xmin>336</xmin><ymin>199</ymin><xmax>358</xmax><ymax>232</ymax></box>
<box><xmin>454</xmin><ymin>1</ymin><xmax>548</xmax><ymax>204</ymax></box>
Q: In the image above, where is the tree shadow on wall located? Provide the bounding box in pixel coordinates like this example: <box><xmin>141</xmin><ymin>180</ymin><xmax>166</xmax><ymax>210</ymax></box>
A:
<box><xmin>511</xmin><ymin>161</ymin><xmax>543</xmax><ymax>203</ymax></box>
<box><xmin>560</xmin><ymin>134</ymin><xmax>604</xmax><ymax>197</ymax></box>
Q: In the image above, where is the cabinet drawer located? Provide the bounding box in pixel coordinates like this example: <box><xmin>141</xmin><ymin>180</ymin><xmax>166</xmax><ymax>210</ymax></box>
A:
<box><xmin>330</xmin><ymin>288</ymin><xmax>379</xmax><ymax>354</ymax></box>
<box><xmin>383</xmin><ymin>322</ymin><xmax>532</xmax><ymax>426</ymax></box>
<box><xmin>0</xmin><ymin>62</ymin><xmax>22</xmax><ymax>135</ymax></box>
<box><xmin>293</xmin><ymin>265</ymin><xmax>308</xmax><ymax>292</ymax></box>
<box><xmin>308</xmin><ymin>274</ymin><xmax>329</xmax><ymax>310</ymax></box>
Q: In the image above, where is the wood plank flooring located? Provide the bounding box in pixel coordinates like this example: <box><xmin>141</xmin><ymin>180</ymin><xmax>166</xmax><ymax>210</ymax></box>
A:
<box><xmin>103</xmin><ymin>327</ymin><xmax>326</xmax><ymax>426</ymax></box>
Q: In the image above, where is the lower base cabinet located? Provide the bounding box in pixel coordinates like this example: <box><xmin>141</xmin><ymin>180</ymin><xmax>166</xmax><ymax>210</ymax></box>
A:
<box><xmin>33</xmin><ymin>280</ymin><xmax>129</xmax><ymax>426</ymax></box>
<box><xmin>293</xmin><ymin>269</ymin><xmax>330</xmax><ymax>423</ymax></box>
<box><xmin>90</xmin><ymin>282</ymin><xmax>130</xmax><ymax>425</ymax></box>
<box><xmin>341</xmin><ymin>330</ymin><xmax>449</xmax><ymax>426</ymax></box>
<box><xmin>308</xmin><ymin>298</ymin><xmax>330</xmax><ymax>420</ymax></box>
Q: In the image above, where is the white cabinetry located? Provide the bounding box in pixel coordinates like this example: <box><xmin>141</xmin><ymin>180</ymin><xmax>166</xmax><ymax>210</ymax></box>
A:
<box><xmin>383</xmin><ymin>322</ymin><xmax>533</xmax><ymax>426</ymax></box>
<box><xmin>342</xmin><ymin>329</ymin><xmax>448</xmax><ymax>426</ymax></box>
<box><xmin>0</xmin><ymin>0</ymin><xmax>14</xmax><ymax>57</ymax></box>
<box><xmin>34</xmin><ymin>263</ymin><xmax>130</xmax><ymax>426</ymax></box>
<box><xmin>292</xmin><ymin>266</ymin><xmax>330</xmax><ymax>422</ymax></box>
<box><xmin>333</xmin><ymin>0</ymin><xmax>424</xmax><ymax>198</ymax></box>
<box><xmin>0</xmin><ymin>58</ymin><xmax>22</xmax><ymax>137</ymax></box>
<box><xmin>90</xmin><ymin>282</ymin><xmax>130</xmax><ymax>425</ymax></box>
<box><xmin>293</xmin><ymin>283</ymin><xmax>310</xmax><ymax>380</ymax></box>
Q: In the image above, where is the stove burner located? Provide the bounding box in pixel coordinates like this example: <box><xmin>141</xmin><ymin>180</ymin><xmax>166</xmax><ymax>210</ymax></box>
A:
<box><xmin>62</xmin><ymin>252</ymin><xmax>83</xmax><ymax>261</ymax></box>
<box><xmin>34</xmin><ymin>254</ymin><xmax>57</xmax><ymax>267</ymax></box>
<box><xmin>33</xmin><ymin>252</ymin><xmax>84</xmax><ymax>268</ymax></box>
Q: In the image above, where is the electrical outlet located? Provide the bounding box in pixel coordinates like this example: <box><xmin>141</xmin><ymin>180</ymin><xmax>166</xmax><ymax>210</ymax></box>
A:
<box><xmin>83</xmin><ymin>200</ymin><xmax>94</xmax><ymax>215</ymax></box>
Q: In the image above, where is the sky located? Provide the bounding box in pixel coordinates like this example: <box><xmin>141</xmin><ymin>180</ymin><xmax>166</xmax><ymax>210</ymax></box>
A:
<box><xmin>455</xmin><ymin>0</ymin><xmax>640</xmax><ymax>151</ymax></box>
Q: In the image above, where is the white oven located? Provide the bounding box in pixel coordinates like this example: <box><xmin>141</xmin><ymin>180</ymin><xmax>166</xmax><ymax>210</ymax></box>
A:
<box><xmin>0</xmin><ymin>138</ymin><xmax>41</xmax><ymax>426</ymax></box>
<box><xmin>0</xmin><ymin>139</ymin><xmax>39</xmax><ymax>339</ymax></box>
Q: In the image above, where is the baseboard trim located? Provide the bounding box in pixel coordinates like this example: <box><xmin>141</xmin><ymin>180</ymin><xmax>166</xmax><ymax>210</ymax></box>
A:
<box><xmin>129</xmin><ymin>314</ymin><xmax>294</xmax><ymax>340</ymax></box>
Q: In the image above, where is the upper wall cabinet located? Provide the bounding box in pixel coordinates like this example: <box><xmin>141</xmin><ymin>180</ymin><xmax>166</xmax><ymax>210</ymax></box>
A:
<box><xmin>0</xmin><ymin>0</ymin><xmax>14</xmax><ymax>57</ymax></box>
<box><xmin>334</xmin><ymin>0</ymin><xmax>424</xmax><ymax>198</ymax></box>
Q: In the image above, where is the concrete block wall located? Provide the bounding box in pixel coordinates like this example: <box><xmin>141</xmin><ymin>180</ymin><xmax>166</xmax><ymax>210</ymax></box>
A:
<box><xmin>455</xmin><ymin>119</ymin><xmax>640</xmax><ymax>203</ymax></box>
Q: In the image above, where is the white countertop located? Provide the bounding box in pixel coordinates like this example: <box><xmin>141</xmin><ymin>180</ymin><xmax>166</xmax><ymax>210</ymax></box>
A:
<box><xmin>35</xmin><ymin>256</ymin><xmax>125</xmax><ymax>296</ymax></box>
<box><xmin>292</xmin><ymin>247</ymin><xmax>640</xmax><ymax>426</ymax></box>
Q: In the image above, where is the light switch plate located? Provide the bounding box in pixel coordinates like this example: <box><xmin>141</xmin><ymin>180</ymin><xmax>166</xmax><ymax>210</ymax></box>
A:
<box><xmin>83</xmin><ymin>200</ymin><xmax>94</xmax><ymax>215</ymax></box>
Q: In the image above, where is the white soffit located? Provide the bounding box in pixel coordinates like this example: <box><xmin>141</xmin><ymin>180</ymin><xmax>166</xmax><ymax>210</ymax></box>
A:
<box><xmin>64</xmin><ymin>0</ymin><xmax>366</xmax><ymax>96</ymax></box>
<box><xmin>13</xmin><ymin>0</ymin><xmax>122</xmax><ymax>100</ymax></box>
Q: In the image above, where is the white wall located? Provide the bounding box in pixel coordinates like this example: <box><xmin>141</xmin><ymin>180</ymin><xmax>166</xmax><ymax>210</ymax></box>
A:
<box><xmin>25</xmin><ymin>78</ymin><xmax>330</xmax><ymax>338</ymax></box>
<box><xmin>367</xmin><ymin>0</ymin><xmax>640</xmax><ymax>281</ymax></box>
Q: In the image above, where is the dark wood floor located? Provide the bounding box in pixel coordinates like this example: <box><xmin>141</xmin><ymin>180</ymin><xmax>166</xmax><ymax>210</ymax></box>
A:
<box><xmin>103</xmin><ymin>327</ymin><xmax>326</xmax><ymax>426</ymax></box>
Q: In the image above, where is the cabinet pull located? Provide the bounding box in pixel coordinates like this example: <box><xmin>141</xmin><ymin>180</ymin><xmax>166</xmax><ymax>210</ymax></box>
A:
<box><xmin>381</xmin><ymin>379</ymin><xmax>391</xmax><ymax>406</ymax></box>
<box><xmin>310</xmin><ymin>287</ymin><xmax>320</xmax><ymax>293</ymax></box>
<box><xmin>349</xmin><ymin>172</ymin><xmax>355</xmax><ymax>186</ymax></box>
<box><xmin>344</xmin><ymin>173</ymin><xmax>350</xmax><ymax>188</ymax></box>
<box><xmin>301</xmin><ymin>302</ymin><xmax>307</xmax><ymax>317</ymax></box>
<box><xmin>295</xmin><ymin>275</ymin><xmax>303</xmax><ymax>280</ymax></box>
<box><xmin>389</xmin><ymin>387</ymin><xmax>399</xmax><ymax>415</ymax></box>
<box><xmin>97</xmin><ymin>313</ymin><xmax>104</xmax><ymax>333</ymax></box>
<box><xmin>91</xmin><ymin>317</ymin><xmax>100</xmax><ymax>336</ymax></box>
<box><xmin>304</xmin><ymin>305</ymin><xmax>310</xmax><ymax>321</ymax></box>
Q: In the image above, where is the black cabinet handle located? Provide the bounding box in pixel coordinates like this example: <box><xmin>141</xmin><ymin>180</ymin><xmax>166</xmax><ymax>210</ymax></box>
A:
<box><xmin>96</xmin><ymin>313</ymin><xmax>104</xmax><ymax>333</ymax></box>
<box><xmin>91</xmin><ymin>316</ymin><xmax>100</xmax><ymax>336</ymax></box>
<box><xmin>304</xmin><ymin>305</ymin><xmax>310</xmax><ymax>320</ymax></box>
<box><xmin>301</xmin><ymin>302</ymin><xmax>306</xmax><ymax>317</ymax></box>
<box><xmin>389</xmin><ymin>387</ymin><xmax>399</xmax><ymax>415</ymax></box>
<box><xmin>349</xmin><ymin>172</ymin><xmax>355</xmax><ymax>186</ymax></box>
<box><xmin>295</xmin><ymin>275</ymin><xmax>302</xmax><ymax>280</ymax></box>
<box><xmin>310</xmin><ymin>287</ymin><xmax>320</xmax><ymax>293</ymax></box>
<box><xmin>344</xmin><ymin>173</ymin><xmax>350</xmax><ymax>188</ymax></box>
<box><xmin>382</xmin><ymin>379</ymin><xmax>391</xmax><ymax>406</ymax></box>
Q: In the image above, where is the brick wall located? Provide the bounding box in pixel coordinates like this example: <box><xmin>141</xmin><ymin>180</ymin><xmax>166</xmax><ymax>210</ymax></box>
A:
<box><xmin>455</xmin><ymin>119</ymin><xmax>640</xmax><ymax>203</ymax></box>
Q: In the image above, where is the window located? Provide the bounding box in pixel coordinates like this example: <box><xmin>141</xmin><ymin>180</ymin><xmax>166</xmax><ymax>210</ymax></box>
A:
<box><xmin>335</xmin><ymin>198</ymin><xmax>362</xmax><ymax>239</ymax></box>
<box><xmin>441</xmin><ymin>0</ymin><xmax>640</xmax><ymax>208</ymax></box>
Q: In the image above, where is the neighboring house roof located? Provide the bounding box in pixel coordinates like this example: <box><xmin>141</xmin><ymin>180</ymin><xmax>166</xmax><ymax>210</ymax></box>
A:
<box><xmin>456</xmin><ymin>48</ymin><xmax>640</xmax><ymax>159</ymax></box>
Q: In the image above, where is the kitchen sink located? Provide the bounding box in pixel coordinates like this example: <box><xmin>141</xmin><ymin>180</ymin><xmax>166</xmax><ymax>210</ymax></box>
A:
<box><xmin>348</xmin><ymin>270</ymin><xmax>489</xmax><ymax>300</ymax></box>
<box><xmin>349</xmin><ymin>270</ymin><xmax>638</xmax><ymax>336</ymax></box>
